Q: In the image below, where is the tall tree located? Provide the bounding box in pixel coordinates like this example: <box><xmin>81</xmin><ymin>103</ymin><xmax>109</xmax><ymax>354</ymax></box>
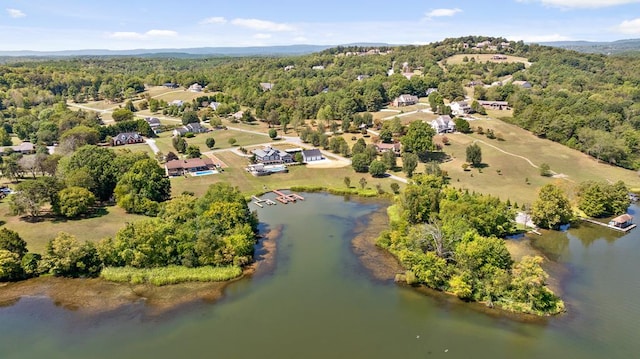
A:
<box><xmin>531</xmin><ymin>184</ymin><xmax>573</xmax><ymax>229</ymax></box>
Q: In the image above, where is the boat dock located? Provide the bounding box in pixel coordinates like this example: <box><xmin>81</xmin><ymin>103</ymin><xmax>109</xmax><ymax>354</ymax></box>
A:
<box><xmin>252</xmin><ymin>195</ymin><xmax>276</xmax><ymax>208</ymax></box>
<box><xmin>273</xmin><ymin>190</ymin><xmax>305</xmax><ymax>204</ymax></box>
<box><xmin>580</xmin><ymin>217</ymin><xmax>637</xmax><ymax>232</ymax></box>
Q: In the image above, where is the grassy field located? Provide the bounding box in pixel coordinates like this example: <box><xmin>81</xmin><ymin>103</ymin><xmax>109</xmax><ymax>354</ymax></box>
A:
<box><xmin>439</xmin><ymin>118</ymin><xmax>640</xmax><ymax>205</ymax></box>
<box><xmin>151</xmin><ymin>90</ymin><xmax>204</xmax><ymax>103</ymax></box>
<box><xmin>443</xmin><ymin>54</ymin><xmax>532</xmax><ymax>67</ymax></box>
<box><xmin>152</xmin><ymin>129</ymin><xmax>271</xmax><ymax>155</ymax></box>
<box><xmin>0</xmin><ymin>201</ymin><xmax>144</xmax><ymax>254</ymax></box>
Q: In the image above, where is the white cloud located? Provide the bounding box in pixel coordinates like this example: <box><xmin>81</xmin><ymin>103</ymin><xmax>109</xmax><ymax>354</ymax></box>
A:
<box><xmin>145</xmin><ymin>29</ymin><xmax>178</xmax><ymax>37</ymax></box>
<box><xmin>107</xmin><ymin>29</ymin><xmax>178</xmax><ymax>40</ymax></box>
<box><xmin>231</xmin><ymin>18</ymin><xmax>295</xmax><ymax>32</ymax></box>
<box><xmin>6</xmin><ymin>8</ymin><xmax>26</xmax><ymax>18</ymax></box>
<box><xmin>617</xmin><ymin>18</ymin><xmax>640</xmax><ymax>34</ymax></box>
<box><xmin>200</xmin><ymin>16</ymin><xmax>227</xmax><ymax>25</ymax></box>
<box><xmin>253</xmin><ymin>33</ymin><xmax>272</xmax><ymax>39</ymax></box>
<box><xmin>507</xmin><ymin>33</ymin><xmax>572</xmax><ymax>42</ymax></box>
<box><xmin>425</xmin><ymin>8</ymin><xmax>462</xmax><ymax>19</ymax></box>
<box><xmin>517</xmin><ymin>0</ymin><xmax>640</xmax><ymax>8</ymax></box>
<box><xmin>293</xmin><ymin>36</ymin><xmax>308</xmax><ymax>42</ymax></box>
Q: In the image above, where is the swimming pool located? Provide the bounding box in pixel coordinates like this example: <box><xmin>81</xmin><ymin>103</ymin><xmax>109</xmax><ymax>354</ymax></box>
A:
<box><xmin>191</xmin><ymin>170</ymin><xmax>218</xmax><ymax>176</ymax></box>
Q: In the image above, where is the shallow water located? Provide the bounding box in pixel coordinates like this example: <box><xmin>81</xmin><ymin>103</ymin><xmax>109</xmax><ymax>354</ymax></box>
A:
<box><xmin>1</xmin><ymin>194</ymin><xmax>638</xmax><ymax>359</ymax></box>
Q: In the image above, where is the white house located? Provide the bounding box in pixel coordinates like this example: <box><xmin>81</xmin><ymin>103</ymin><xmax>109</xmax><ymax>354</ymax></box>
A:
<box><xmin>450</xmin><ymin>101</ymin><xmax>472</xmax><ymax>116</ymax></box>
<box><xmin>430</xmin><ymin>115</ymin><xmax>456</xmax><ymax>134</ymax></box>
<box><xmin>188</xmin><ymin>83</ymin><xmax>203</xmax><ymax>92</ymax></box>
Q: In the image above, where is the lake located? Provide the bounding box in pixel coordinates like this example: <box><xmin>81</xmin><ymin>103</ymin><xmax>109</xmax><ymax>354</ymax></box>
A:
<box><xmin>0</xmin><ymin>193</ymin><xmax>639</xmax><ymax>358</ymax></box>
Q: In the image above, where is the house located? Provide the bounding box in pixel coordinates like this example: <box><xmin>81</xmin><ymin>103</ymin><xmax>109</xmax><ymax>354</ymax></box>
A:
<box><xmin>112</xmin><ymin>132</ymin><xmax>144</xmax><ymax>146</ymax></box>
<box><xmin>512</xmin><ymin>80</ymin><xmax>532</xmax><ymax>89</ymax></box>
<box><xmin>302</xmin><ymin>149</ymin><xmax>323</xmax><ymax>162</ymax></box>
<box><xmin>466</xmin><ymin>80</ymin><xmax>484</xmax><ymax>87</ymax></box>
<box><xmin>430</xmin><ymin>115</ymin><xmax>456</xmax><ymax>134</ymax></box>
<box><xmin>185</xmin><ymin>122</ymin><xmax>208</xmax><ymax>134</ymax></box>
<box><xmin>209</xmin><ymin>102</ymin><xmax>222</xmax><ymax>111</ymax></box>
<box><xmin>374</xmin><ymin>142</ymin><xmax>401</xmax><ymax>155</ymax></box>
<box><xmin>165</xmin><ymin>158</ymin><xmax>215</xmax><ymax>177</ymax></box>
<box><xmin>163</xmin><ymin>82</ymin><xmax>178</xmax><ymax>88</ymax></box>
<box><xmin>253</xmin><ymin>146</ymin><xmax>293</xmax><ymax>165</ymax></box>
<box><xmin>260</xmin><ymin>82</ymin><xmax>274</xmax><ymax>91</ymax></box>
<box><xmin>450</xmin><ymin>101</ymin><xmax>473</xmax><ymax>116</ymax></box>
<box><xmin>492</xmin><ymin>55</ymin><xmax>508</xmax><ymax>60</ymax></box>
<box><xmin>188</xmin><ymin>83</ymin><xmax>203</xmax><ymax>92</ymax></box>
<box><xmin>284</xmin><ymin>65</ymin><xmax>295</xmax><ymax>71</ymax></box>
<box><xmin>232</xmin><ymin>111</ymin><xmax>244</xmax><ymax>120</ymax></box>
<box><xmin>169</xmin><ymin>100</ymin><xmax>184</xmax><ymax>107</ymax></box>
<box><xmin>609</xmin><ymin>214</ymin><xmax>634</xmax><ymax>229</ymax></box>
<box><xmin>426</xmin><ymin>88</ymin><xmax>438</xmax><ymax>96</ymax></box>
<box><xmin>356</xmin><ymin>75</ymin><xmax>369</xmax><ymax>81</ymax></box>
<box><xmin>0</xmin><ymin>142</ymin><xmax>35</xmax><ymax>155</ymax></box>
<box><xmin>478</xmin><ymin>100</ymin><xmax>510</xmax><ymax>110</ymax></box>
<box><xmin>144</xmin><ymin>117</ymin><xmax>161</xmax><ymax>129</ymax></box>
<box><xmin>392</xmin><ymin>94</ymin><xmax>419</xmax><ymax>107</ymax></box>
<box><xmin>312</xmin><ymin>65</ymin><xmax>325</xmax><ymax>70</ymax></box>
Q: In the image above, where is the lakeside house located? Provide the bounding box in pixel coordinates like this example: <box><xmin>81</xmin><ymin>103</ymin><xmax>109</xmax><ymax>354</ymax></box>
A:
<box><xmin>609</xmin><ymin>214</ymin><xmax>634</xmax><ymax>229</ymax></box>
<box><xmin>374</xmin><ymin>142</ymin><xmax>401</xmax><ymax>155</ymax></box>
<box><xmin>0</xmin><ymin>142</ymin><xmax>35</xmax><ymax>155</ymax></box>
<box><xmin>392</xmin><ymin>94</ymin><xmax>419</xmax><ymax>107</ymax></box>
<box><xmin>430</xmin><ymin>115</ymin><xmax>456</xmax><ymax>134</ymax></box>
<box><xmin>477</xmin><ymin>100</ymin><xmax>510</xmax><ymax>110</ymax></box>
<box><xmin>165</xmin><ymin>158</ymin><xmax>215</xmax><ymax>176</ymax></box>
<box><xmin>253</xmin><ymin>146</ymin><xmax>293</xmax><ymax>165</ymax></box>
<box><xmin>302</xmin><ymin>149</ymin><xmax>323</xmax><ymax>162</ymax></box>
<box><xmin>450</xmin><ymin>101</ymin><xmax>472</xmax><ymax>116</ymax></box>
<box><xmin>112</xmin><ymin>132</ymin><xmax>144</xmax><ymax>146</ymax></box>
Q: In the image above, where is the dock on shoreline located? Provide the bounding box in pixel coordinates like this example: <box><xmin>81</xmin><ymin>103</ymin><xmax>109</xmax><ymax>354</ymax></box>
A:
<box><xmin>580</xmin><ymin>217</ymin><xmax>636</xmax><ymax>233</ymax></box>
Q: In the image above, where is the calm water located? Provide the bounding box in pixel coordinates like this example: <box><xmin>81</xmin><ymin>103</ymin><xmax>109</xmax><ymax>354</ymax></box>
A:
<box><xmin>1</xmin><ymin>194</ymin><xmax>639</xmax><ymax>359</ymax></box>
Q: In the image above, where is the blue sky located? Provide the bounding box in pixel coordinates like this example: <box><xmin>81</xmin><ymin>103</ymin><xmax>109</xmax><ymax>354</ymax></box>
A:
<box><xmin>2</xmin><ymin>0</ymin><xmax>640</xmax><ymax>50</ymax></box>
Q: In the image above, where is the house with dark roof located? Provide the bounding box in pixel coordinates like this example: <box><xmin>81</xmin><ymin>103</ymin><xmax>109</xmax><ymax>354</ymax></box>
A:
<box><xmin>165</xmin><ymin>158</ymin><xmax>215</xmax><ymax>176</ymax></box>
<box><xmin>173</xmin><ymin>122</ymin><xmax>209</xmax><ymax>137</ymax></box>
<box><xmin>430</xmin><ymin>115</ymin><xmax>456</xmax><ymax>134</ymax></box>
<box><xmin>478</xmin><ymin>100</ymin><xmax>510</xmax><ymax>110</ymax></box>
<box><xmin>253</xmin><ymin>146</ymin><xmax>293</xmax><ymax>165</ymax></box>
<box><xmin>302</xmin><ymin>149</ymin><xmax>323</xmax><ymax>162</ymax></box>
<box><xmin>112</xmin><ymin>132</ymin><xmax>144</xmax><ymax>146</ymax></box>
<box><xmin>163</xmin><ymin>82</ymin><xmax>178</xmax><ymax>88</ymax></box>
<box><xmin>392</xmin><ymin>94</ymin><xmax>419</xmax><ymax>107</ymax></box>
<box><xmin>145</xmin><ymin>117</ymin><xmax>161</xmax><ymax>129</ymax></box>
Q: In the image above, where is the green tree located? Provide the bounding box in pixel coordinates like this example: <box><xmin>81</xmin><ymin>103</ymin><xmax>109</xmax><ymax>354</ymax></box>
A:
<box><xmin>402</xmin><ymin>152</ymin><xmax>419</xmax><ymax>177</ymax></box>
<box><xmin>539</xmin><ymin>163</ymin><xmax>551</xmax><ymax>177</ymax></box>
<box><xmin>454</xmin><ymin>118</ymin><xmax>471</xmax><ymax>133</ymax></box>
<box><xmin>531</xmin><ymin>184</ymin><xmax>573</xmax><ymax>229</ymax></box>
<box><xmin>510</xmin><ymin>256</ymin><xmax>564</xmax><ymax>313</ymax></box>
<box><xmin>359</xmin><ymin>177</ymin><xmax>367</xmax><ymax>189</ymax></box>
<box><xmin>112</xmin><ymin>108</ymin><xmax>134</xmax><ymax>122</ymax></box>
<box><xmin>41</xmin><ymin>232</ymin><xmax>101</xmax><ymax>277</ymax></box>
<box><xmin>9</xmin><ymin>178</ymin><xmax>62</xmax><ymax>218</ymax></box>
<box><xmin>0</xmin><ymin>228</ymin><xmax>27</xmax><ymax>258</ymax></box>
<box><xmin>205</xmin><ymin>137</ymin><xmax>216</xmax><ymax>149</ymax></box>
<box><xmin>269</xmin><ymin>128</ymin><xmax>278</xmax><ymax>139</ymax></box>
<box><xmin>114</xmin><ymin>159</ymin><xmax>171</xmax><ymax>215</ymax></box>
<box><xmin>369</xmin><ymin>160</ymin><xmax>387</xmax><ymax>177</ymax></box>
<box><xmin>379</xmin><ymin>128</ymin><xmax>393</xmax><ymax>143</ymax></box>
<box><xmin>578</xmin><ymin>180</ymin><xmax>630</xmax><ymax>217</ymax></box>
<box><xmin>382</xmin><ymin>150</ymin><xmax>397</xmax><ymax>170</ymax></box>
<box><xmin>228</xmin><ymin>138</ymin><xmax>237</xmax><ymax>146</ymax></box>
<box><xmin>172</xmin><ymin>136</ymin><xmax>187</xmax><ymax>153</ymax></box>
<box><xmin>351</xmin><ymin>153</ymin><xmax>370</xmax><ymax>173</ymax></box>
<box><xmin>466</xmin><ymin>143</ymin><xmax>482</xmax><ymax>166</ymax></box>
<box><xmin>59</xmin><ymin>145</ymin><xmax>117</xmax><ymax>201</ymax></box>
<box><xmin>182</xmin><ymin>110</ymin><xmax>200</xmax><ymax>125</ymax></box>
<box><xmin>0</xmin><ymin>250</ymin><xmax>23</xmax><ymax>281</ymax></box>
<box><xmin>390</xmin><ymin>182</ymin><xmax>400</xmax><ymax>194</ymax></box>
<box><xmin>401</xmin><ymin>120</ymin><xmax>435</xmax><ymax>154</ymax></box>
<box><xmin>344</xmin><ymin>176</ymin><xmax>351</xmax><ymax>188</ymax></box>
<box><xmin>57</xmin><ymin>186</ymin><xmax>96</xmax><ymax>218</ymax></box>
<box><xmin>0</xmin><ymin>127</ymin><xmax>12</xmax><ymax>146</ymax></box>
<box><xmin>185</xmin><ymin>145</ymin><xmax>201</xmax><ymax>159</ymax></box>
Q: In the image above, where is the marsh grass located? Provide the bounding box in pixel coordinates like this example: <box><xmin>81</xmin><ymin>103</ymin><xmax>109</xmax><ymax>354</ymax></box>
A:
<box><xmin>101</xmin><ymin>265</ymin><xmax>243</xmax><ymax>286</ymax></box>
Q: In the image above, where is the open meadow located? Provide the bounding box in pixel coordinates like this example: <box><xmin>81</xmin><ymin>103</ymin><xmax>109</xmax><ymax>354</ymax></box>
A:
<box><xmin>442</xmin><ymin>54</ymin><xmax>532</xmax><ymax>67</ymax></box>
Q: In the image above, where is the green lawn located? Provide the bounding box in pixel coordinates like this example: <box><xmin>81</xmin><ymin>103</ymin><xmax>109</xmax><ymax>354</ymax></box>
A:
<box><xmin>443</xmin><ymin>54</ymin><xmax>532</xmax><ymax>67</ymax></box>
<box><xmin>0</xmin><ymin>201</ymin><xmax>144</xmax><ymax>254</ymax></box>
<box><xmin>438</xmin><ymin>118</ymin><xmax>640</xmax><ymax>205</ymax></box>
<box><xmin>153</xmin><ymin>129</ymin><xmax>271</xmax><ymax>155</ymax></box>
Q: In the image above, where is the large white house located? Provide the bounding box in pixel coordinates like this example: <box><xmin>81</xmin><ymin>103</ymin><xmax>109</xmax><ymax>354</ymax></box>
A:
<box><xmin>450</xmin><ymin>101</ymin><xmax>472</xmax><ymax>116</ymax></box>
<box><xmin>430</xmin><ymin>115</ymin><xmax>456</xmax><ymax>134</ymax></box>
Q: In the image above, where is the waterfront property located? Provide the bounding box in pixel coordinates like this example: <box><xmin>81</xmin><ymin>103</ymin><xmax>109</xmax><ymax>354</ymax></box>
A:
<box><xmin>253</xmin><ymin>146</ymin><xmax>293</xmax><ymax>165</ymax></box>
<box><xmin>302</xmin><ymin>149</ymin><xmax>323</xmax><ymax>163</ymax></box>
<box><xmin>165</xmin><ymin>157</ymin><xmax>216</xmax><ymax>176</ymax></box>
<box><xmin>609</xmin><ymin>214</ymin><xmax>634</xmax><ymax>229</ymax></box>
<box><xmin>246</xmin><ymin>163</ymin><xmax>288</xmax><ymax>176</ymax></box>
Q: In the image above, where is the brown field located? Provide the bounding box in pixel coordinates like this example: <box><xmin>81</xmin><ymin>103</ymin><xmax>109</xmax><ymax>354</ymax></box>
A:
<box><xmin>443</xmin><ymin>54</ymin><xmax>532</xmax><ymax>67</ymax></box>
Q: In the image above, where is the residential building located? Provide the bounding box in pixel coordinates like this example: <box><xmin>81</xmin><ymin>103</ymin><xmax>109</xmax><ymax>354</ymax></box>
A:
<box><xmin>477</xmin><ymin>100</ymin><xmax>510</xmax><ymax>110</ymax></box>
<box><xmin>112</xmin><ymin>132</ymin><xmax>144</xmax><ymax>146</ymax></box>
<box><xmin>356</xmin><ymin>74</ymin><xmax>369</xmax><ymax>81</ymax></box>
<box><xmin>374</xmin><ymin>142</ymin><xmax>401</xmax><ymax>155</ymax></box>
<box><xmin>144</xmin><ymin>117</ymin><xmax>161</xmax><ymax>129</ymax></box>
<box><xmin>169</xmin><ymin>100</ymin><xmax>184</xmax><ymax>107</ymax></box>
<box><xmin>450</xmin><ymin>101</ymin><xmax>472</xmax><ymax>116</ymax></box>
<box><xmin>209</xmin><ymin>102</ymin><xmax>221</xmax><ymax>111</ymax></box>
<box><xmin>260</xmin><ymin>82</ymin><xmax>274</xmax><ymax>91</ymax></box>
<box><xmin>0</xmin><ymin>142</ymin><xmax>35</xmax><ymax>155</ymax></box>
<box><xmin>165</xmin><ymin>158</ymin><xmax>215</xmax><ymax>176</ymax></box>
<box><xmin>188</xmin><ymin>83</ymin><xmax>203</xmax><ymax>92</ymax></box>
<box><xmin>173</xmin><ymin>122</ymin><xmax>208</xmax><ymax>136</ymax></box>
<box><xmin>512</xmin><ymin>80</ymin><xmax>532</xmax><ymax>89</ymax></box>
<box><xmin>163</xmin><ymin>82</ymin><xmax>178</xmax><ymax>88</ymax></box>
<box><xmin>302</xmin><ymin>149</ymin><xmax>323</xmax><ymax>162</ymax></box>
<box><xmin>253</xmin><ymin>146</ymin><xmax>293</xmax><ymax>165</ymax></box>
<box><xmin>426</xmin><ymin>88</ymin><xmax>438</xmax><ymax>96</ymax></box>
<box><xmin>392</xmin><ymin>94</ymin><xmax>419</xmax><ymax>107</ymax></box>
<box><xmin>312</xmin><ymin>65</ymin><xmax>325</xmax><ymax>70</ymax></box>
<box><xmin>430</xmin><ymin>115</ymin><xmax>456</xmax><ymax>134</ymax></box>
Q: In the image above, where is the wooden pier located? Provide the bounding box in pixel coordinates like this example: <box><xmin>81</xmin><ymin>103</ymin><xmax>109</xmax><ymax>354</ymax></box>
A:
<box><xmin>580</xmin><ymin>217</ymin><xmax>636</xmax><ymax>233</ymax></box>
<box><xmin>252</xmin><ymin>195</ymin><xmax>277</xmax><ymax>208</ymax></box>
<box><xmin>272</xmin><ymin>190</ymin><xmax>305</xmax><ymax>204</ymax></box>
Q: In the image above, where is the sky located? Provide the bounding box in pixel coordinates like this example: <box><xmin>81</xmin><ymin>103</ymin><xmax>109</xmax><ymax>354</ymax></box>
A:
<box><xmin>1</xmin><ymin>0</ymin><xmax>640</xmax><ymax>51</ymax></box>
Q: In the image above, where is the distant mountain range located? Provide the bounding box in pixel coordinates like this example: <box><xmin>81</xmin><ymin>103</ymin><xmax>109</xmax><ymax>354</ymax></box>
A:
<box><xmin>0</xmin><ymin>43</ymin><xmax>390</xmax><ymax>58</ymax></box>
<box><xmin>540</xmin><ymin>38</ymin><xmax>640</xmax><ymax>54</ymax></box>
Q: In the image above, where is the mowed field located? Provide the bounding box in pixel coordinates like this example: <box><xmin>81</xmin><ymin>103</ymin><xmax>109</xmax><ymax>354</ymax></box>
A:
<box><xmin>443</xmin><ymin>54</ymin><xmax>532</xmax><ymax>67</ymax></box>
<box><xmin>0</xmin><ymin>202</ymin><xmax>144</xmax><ymax>254</ymax></box>
<box><xmin>438</xmin><ymin>118</ymin><xmax>640</xmax><ymax>205</ymax></box>
<box><xmin>152</xmin><ymin>129</ymin><xmax>271</xmax><ymax>155</ymax></box>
